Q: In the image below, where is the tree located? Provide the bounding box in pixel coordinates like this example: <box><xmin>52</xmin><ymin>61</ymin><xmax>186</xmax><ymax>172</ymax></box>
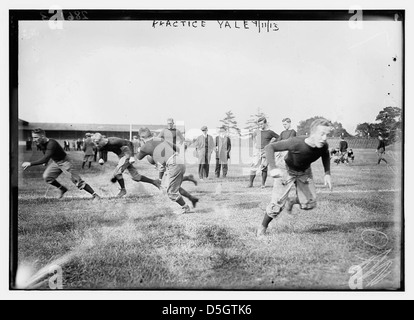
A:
<box><xmin>245</xmin><ymin>108</ymin><xmax>268</xmax><ymax>133</ymax></box>
<box><xmin>297</xmin><ymin>116</ymin><xmax>351</xmax><ymax>137</ymax></box>
<box><xmin>331</xmin><ymin>121</ymin><xmax>353</xmax><ymax>137</ymax></box>
<box><xmin>375</xmin><ymin>106</ymin><xmax>402</xmax><ymax>143</ymax></box>
<box><xmin>355</xmin><ymin>106</ymin><xmax>402</xmax><ymax>142</ymax></box>
<box><xmin>220</xmin><ymin>110</ymin><xmax>241</xmax><ymax>135</ymax></box>
<box><xmin>355</xmin><ymin>122</ymin><xmax>382</xmax><ymax>138</ymax></box>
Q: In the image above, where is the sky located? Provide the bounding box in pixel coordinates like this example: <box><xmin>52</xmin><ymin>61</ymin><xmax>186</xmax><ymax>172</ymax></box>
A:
<box><xmin>18</xmin><ymin>19</ymin><xmax>403</xmax><ymax>135</ymax></box>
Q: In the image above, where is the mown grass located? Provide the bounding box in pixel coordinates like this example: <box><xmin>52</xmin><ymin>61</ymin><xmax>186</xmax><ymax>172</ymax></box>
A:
<box><xmin>16</xmin><ymin>147</ymin><xmax>402</xmax><ymax>290</ymax></box>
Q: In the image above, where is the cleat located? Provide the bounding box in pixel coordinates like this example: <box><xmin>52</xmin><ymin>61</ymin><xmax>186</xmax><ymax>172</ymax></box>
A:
<box><xmin>176</xmin><ymin>204</ymin><xmax>191</xmax><ymax>215</ymax></box>
<box><xmin>110</xmin><ymin>177</ymin><xmax>117</xmax><ymax>183</ymax></box>
<box><xmin>190</xmin><ymin>197</ymin><xmax>199</xmax><ymax>208</ymax></box>
<box><xmin>92</xmin><ymin>193</ymin><xmax>101</xmax><ymax>201</ymax></box>
<box><xmin>117</xmin><ymin>188</ymin><xmax>127</xmax><ymax>198</ymax></box>
<box><xmin>58</xmin><ymin>186</ymin><xmax>68</xmax><ymax>199</ymax></box>
<box><xmin>261</xmin><ymin>185</ymin><xmax>266</xmax><ymax>189</ymax></box>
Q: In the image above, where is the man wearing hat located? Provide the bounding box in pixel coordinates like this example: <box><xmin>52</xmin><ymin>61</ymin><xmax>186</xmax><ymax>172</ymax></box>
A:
<box><xmin>195</xmin><ymin>126</ymin><xmax>215</xmax><ymax>180</ymax></box>
<box><xmin>82</xmin><ymin>133</ymin><xmax>96</xmax><ymax>169</ymax></box>
<box><xmin>215</xmin><ymin>127</ymin><xmax>231</xmax><ymax>178</ymax></box>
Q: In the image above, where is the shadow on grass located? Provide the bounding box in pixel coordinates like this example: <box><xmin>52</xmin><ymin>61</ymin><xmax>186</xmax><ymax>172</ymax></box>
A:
<box><xmin>233</xmin><ymin>201</ymin><xmax>261</xmax><ymax>210</ymax></box>
<box><xmin>301</xmin><ymin>221</ymin><xmax>396</xmax><ymax>234</ymax></box>
<box><xmin>18</xmin><ymin>194</ymin><xmax>155</xmax><ymax>204</ymax></box>
<box><xmin>133</xmin><ymin>213</ymin><xmax>169</xmax><ymax>223</ymax></box>
<box><xmin>324</xmin><ymin>193</ymin><xmax>400</xmax><ymax>214</ymax></box>
<box><xmin>195</xmin><ymin>225</ymin><xmax>239</xmax><ymax>248</ymax></box>
<box><xmin>19</xmin><ymin>216</ymin><xmax>127</xmax><ymax>235</ymax></box>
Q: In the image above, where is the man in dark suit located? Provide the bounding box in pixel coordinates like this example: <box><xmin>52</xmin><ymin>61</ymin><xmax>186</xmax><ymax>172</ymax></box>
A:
<box><xmin>215</xmin><ymin>127</ymin><xmax>231</xmax><ymax>178</ymax></box>
<box><xmin>195</xmin><ymin>126</ymin><xmax>215</xmax><ymax>180</ymax></box>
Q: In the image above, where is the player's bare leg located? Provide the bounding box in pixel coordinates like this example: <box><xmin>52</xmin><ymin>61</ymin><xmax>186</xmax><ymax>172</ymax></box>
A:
<box><xmin>179</xmin><ymin>187</ymin><xmax>199</xmax><ymax>208</ymax></box>
<box><xmin>183</xmin><ymin>174</ymin><xmax>197</xmax><ymax>186</ymax></box>
<box><xmin>111</xmin><ymin>176</ymin><xmax>127</xmax><ymax>197</ymax></box>
<box><xmin>139</xmin><ymin>175</ymin><xmax>161</xmax><ymax>189</ymax></box>
<box><xmin>261</xmin><ymin>169</ymin><xmax>268</xmax><ymax>188</ymax></box>
<box><xmin>247</xmin><ymin>173</ymin><xmax>256</xmax><ymax>188</ymax></box>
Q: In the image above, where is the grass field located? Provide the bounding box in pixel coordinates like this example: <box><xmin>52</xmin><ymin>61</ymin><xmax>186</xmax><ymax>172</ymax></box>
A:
<box><xmin>15</xmin><ymin>146</ymin><xmax>403</xmax><ymax>290</ymax></box>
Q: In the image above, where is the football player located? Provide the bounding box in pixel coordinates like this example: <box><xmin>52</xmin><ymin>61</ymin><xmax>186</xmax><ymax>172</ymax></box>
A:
<box><xmin>92</xmin><ymin>132</ymin><xmax>161</xmax><ymax>197</ymax></box>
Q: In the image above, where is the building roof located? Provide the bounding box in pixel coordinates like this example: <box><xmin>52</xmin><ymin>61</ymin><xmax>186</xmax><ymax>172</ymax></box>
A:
<box><xmin>18</xmin><ymin>120</ymin><xmax>163</xmax><ymax>132</ymax></box>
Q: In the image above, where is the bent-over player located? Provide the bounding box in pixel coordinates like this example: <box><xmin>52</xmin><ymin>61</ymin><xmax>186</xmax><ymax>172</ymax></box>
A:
<box><xmin>257</xmin><ymin>118</ymin><xmax>333</xmax><ymax>237</ymax></box>
<box><xmin>138</xmin><ymin>127</ymin><xmax>199</xmax><ymax>215</ymax></box>
<box><xmin>22</xmin><ymin>128</ymin><xmax>101</xmax><ymax>200</ymax></box>
<box><xmin>92</xmin><ymin>132</ymin><xmax>161</xmax><ymax>197</ymax></box>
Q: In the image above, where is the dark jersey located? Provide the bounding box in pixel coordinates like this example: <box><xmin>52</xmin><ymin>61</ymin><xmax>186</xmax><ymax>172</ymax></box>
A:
<box><xmin>97</xmin><ymin>137</ymin><xmax>134</xmax><ymax>158</ymax></box>
<box><xmin>253</xmin><ymin>129</ymin><xmax>279</xmax><ymax>149</ymax></box>
<box><xmin>137</xmin><ymin>138</ymin><xmax>178</xmax><ymax>166</ymax></box>
<box><xmin>159</xmin><ymin>128</ymin><xmax>184</xmax><ymax>146</ymax></box>
<box><xmin>31</xmin><ymin>139</ymin><xmax>67</xmax><ymax>166</ymax></box>
<box><xmin>278</xmin><ymin>129</ymin><xmax>297</xmax><ymax>141</ymax></box>
<box><xmin>377</xmin><ymin>140</ymin><xmax>386</xmax><ymax>150</ymax></box>
<box><xmin>339</xmin><ymin>140</ymin><xmax>348</xmax><ymax>152</ymax></box>
<box><xmin>266</xmin><ymin>136</ymin><xmax>330</xmax><ymax>174</ymax></box>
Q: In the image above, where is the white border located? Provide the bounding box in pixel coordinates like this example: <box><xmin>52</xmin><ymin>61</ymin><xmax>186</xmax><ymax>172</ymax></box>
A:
<box><xmin>2</xmin><ymin>0</ymin><xmax>412</xmax><ymax>301</ymax></box>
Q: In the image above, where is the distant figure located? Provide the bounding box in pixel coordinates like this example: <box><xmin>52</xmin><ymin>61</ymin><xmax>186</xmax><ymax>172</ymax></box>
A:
<box><xmin>278</xmin><ymin>118</ymin><xmax>297</xmax><ymax>141</ymax></box>
<box><xmin>82</xmin><ymin>133</ymin><xmax>96</xmax><ymax>169</ymax></box>
<box><xmin>21</xmin><ymin>128</ymin><xmax>100</xmax><ymax>200</ymax></box>
<box><xmin>194</xmin><ymin>126</ymin><xmax>215</xmax><ymax>180</ymax></box>
<box><xmin>339</xmin><ymin>136</ymin><xmax>349</xmax><ymax>164</ymax></box>
<box><xmin>157</xmin><ymin>118</ymin><xmax>185</xmax><ymax>179</ymax></box>
<box><xmin>348</xmin><ymin>148</ymin><xmax>355</xmax><ymax>162</ymax></box>
<box><xmin>215</xmin><ymin>127</ymin><xmax>231</xmax><ymax>178</ymax></box>
<box><xmin>26</xmin><ymin>137</ymin><xmax>32</xmax><ymax>151</ymax></box>
<box><xmin>76</xmin><ymin>138</ymin><xmax>82</xmax><ymax>151</ymax></box>
<box><xmin>72</xmin><ymin>140</ymin><xmax>76</xmax><ymax>151</ymax></box>
<box><xmin>330</xmin><ymin>148</ymin><xmax>341</xmax><ymax>165</ymax></box>
<box><xmin>376</xmin><ymin>135</ymin><xmax>388</xmax><ymax>165</ymax></box>
<box><xmin>99</xmin><ymin>135</ymin><xmax>108</xmax><ymax>162</ymax></box>
<box><xmin>248</xmin><ymin>117</ymin><xmax>279</xmax><ymax>188</ymax></box>
<box><xmin>64</xmin><ymin>140</ymin><xmax>71</xmax><ymax>151</ymax></box>
<box><xmin>93</xmin><ymin>145</ymin><xmax>98</xmax><ymax>162</ymax></box>
<box><xmin>132</xmin><ymin>136</ymin><xmax>141</xmax><ymax>155</ymax></box>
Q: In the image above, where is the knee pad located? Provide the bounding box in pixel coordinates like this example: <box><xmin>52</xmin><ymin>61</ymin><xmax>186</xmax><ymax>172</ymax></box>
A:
<box><xmin>168</xmin><ymin>193</ymin><xmax>181</xmax><ymax>202</ymax></box>
<box><xmin>266</xmin><ymin>203</ymin><xmax>282</xmax><ymax>218</ymax></box>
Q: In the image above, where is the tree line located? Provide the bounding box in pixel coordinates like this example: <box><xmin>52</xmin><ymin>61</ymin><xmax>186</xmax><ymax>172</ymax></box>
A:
<box><xmin>218</xmin><ymin>106</ymin><xmax>402</xmax><ymax>144</ymax></box>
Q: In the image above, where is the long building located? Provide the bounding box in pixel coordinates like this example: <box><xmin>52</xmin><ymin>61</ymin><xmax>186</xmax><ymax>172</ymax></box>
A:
<box><xmin>18</xmin><ymin>119</ymin><xmax>165</xmax><ymax>145</ymax></box>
